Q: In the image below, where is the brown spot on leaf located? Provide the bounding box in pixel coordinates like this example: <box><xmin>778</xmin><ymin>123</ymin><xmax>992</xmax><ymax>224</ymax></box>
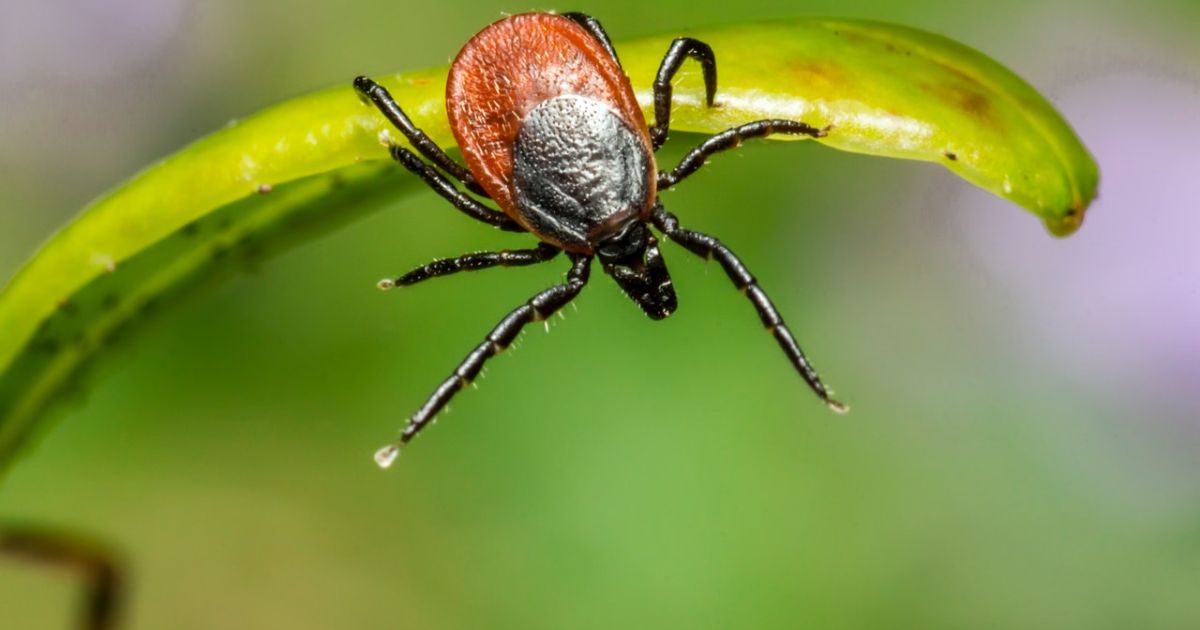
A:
<box><xmin>957</xmin><ymin>90</ymin><xmax>992</xmax><ymax>118</ymax></box>
<box><xmin>918</xmin><ymin>58</ymin><xmax>1002</xmax><ymax>127</ymax></box>
<box><xmin>788</xmin><ymin>60</ymin><xmax>847</xmax><ymax>91</ymax></box>
<box><xmin>835</xmin><ymin>29</ymin><xmax>875</xmax><ymax>47</ymax></box>
<box><xmin>922</xmin><ymin>81</ymin><xmax>996</xmax><ymax>126</ymax></box>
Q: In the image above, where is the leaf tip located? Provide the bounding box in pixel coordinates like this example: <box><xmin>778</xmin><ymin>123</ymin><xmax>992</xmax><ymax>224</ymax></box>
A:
<box><xmin>1043</xmin><ymin>206</ymin><xmax>1085</xmax><ymax>237</ymax></box>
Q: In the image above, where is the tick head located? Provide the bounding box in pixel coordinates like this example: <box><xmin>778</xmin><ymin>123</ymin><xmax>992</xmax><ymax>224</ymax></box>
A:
<box><xmin>597</xmin><ymin>220</ymin><xmax>677</xmax><ymax>320</ymax></box>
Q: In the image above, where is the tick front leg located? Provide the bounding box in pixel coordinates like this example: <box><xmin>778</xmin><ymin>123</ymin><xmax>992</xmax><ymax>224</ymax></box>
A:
<box><xmin>374</xmin><ymin>254</ymin><xmax>593</xmax><ymax>467</ymax></box>
<box><xmin>658</xmin><ymin>120</ymin><xmax>829</xmax><ymax>189</ymax></box>
<box><xmin>649</xmin><ymin>37</ymin><xmax>718</xmax><ymax>151</ymax></box>
<box><xmin>378</xmin><ymin>242</ymin><xmax>561</xmax><ymax>288</ymax></box>
<box><xmin>353</xmin><ymin>76</ymin><xmax>489</xmax><ymax>197</ymax></box>
<box><xmin>386</xmin><ymin>144</ymin><xmax>524</xmax><ymax>232</ymax></box>
<box><xmin>561</xmin><ymin>12</ymin><xmax>622</xmax><ymax>68</ymax></box>
<box><xmin>652</xmin><ymin>207</ymin><xmax>846</xmax><ymax>413</ymax></box>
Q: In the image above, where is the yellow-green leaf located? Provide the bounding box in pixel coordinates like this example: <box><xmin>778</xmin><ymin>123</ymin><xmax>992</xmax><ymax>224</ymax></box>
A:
<box><xmin>0</xmin><ymin>17</ymin><xmax>1098</xmax><ymax>471</ymax></box>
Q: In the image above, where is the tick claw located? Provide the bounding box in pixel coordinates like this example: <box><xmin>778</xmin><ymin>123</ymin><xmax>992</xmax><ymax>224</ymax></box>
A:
<box><xmin>374</xmin><ymin>444</ymin><xmax>400</xmax><ymax>469</ymax></box>
<box><xmin>826</xmin><ymin>399</ymin><xmax>849</xmax><ymax>414</ymax></box>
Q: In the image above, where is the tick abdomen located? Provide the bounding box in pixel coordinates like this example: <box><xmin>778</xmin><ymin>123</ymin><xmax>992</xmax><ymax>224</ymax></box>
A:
<box><xmin>445</xmin><ymin>12</ymin><xmax>655</xmax><ymax>250</ymax></box>
<box><xmin>512</xmin><ymin>95</ymin><xmax>653</xmax><ymax>251</ymax></box>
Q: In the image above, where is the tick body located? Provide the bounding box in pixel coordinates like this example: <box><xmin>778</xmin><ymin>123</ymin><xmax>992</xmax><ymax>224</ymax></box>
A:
<box><xmin>448</xmin><ymin>14</ymin><xmax>657</xmax><ymax>254</ymax></box>
<box><xmin>355</xmin><ymin>12</ymin><xmax>844</xmax><ymax>467</ymax></box>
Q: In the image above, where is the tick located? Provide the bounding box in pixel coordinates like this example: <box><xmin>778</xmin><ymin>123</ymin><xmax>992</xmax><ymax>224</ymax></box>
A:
<box><xmin>356</xmin><ymin>11</ymin><xmax>845</xmax><ymax>467</ymax></box>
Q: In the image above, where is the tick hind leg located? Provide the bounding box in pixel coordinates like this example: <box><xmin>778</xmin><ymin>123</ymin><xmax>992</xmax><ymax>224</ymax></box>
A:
<box><xmin>353</xmin><ymin>76</ymin><xmax>489</xmax><ymax>197</ymax></box>
<box><xmin>650</xmin><ymin>37</ymin><xmax>718</xmax><ymax>150</ymax></box>
<box><xmin>651</xmin><ymin>206</ymin><xmax>846</xmax><ymax>413</ymax></box>
<box><xmin>658</xmin><ymin>119</ymin><xmax>829</xmax><ymax>189</ymax></box>
<box><xmin>374</xmin><ymin>254</ymin><xmax>593</xmax><ymax>467</ymax></box>
<box><xmin>379</xmin><ymin>242</ymin><xmax>561</xmax><ymax>288</ymax></box>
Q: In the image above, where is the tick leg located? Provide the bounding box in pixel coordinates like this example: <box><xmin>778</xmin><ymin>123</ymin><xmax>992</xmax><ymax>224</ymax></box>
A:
<box><xmin>1</xmin><ymin>524</ymin><xmax>123</xmax><ymax>630</ymax></box>
<box><xmin>353</xmin><ymin>76</ymin><xmax>489</xmax><ymax>197</ymax></box>
<box><xmin>374</xmin><ymin>254</ymin><xmax>593</xmax><ymax>467</ymax></box>
<box><xmin>386</xmin><ymin>143</ymin><xmax>524</xmax><ymax>232</ymax></box>
<box><xmin>561</xmin><ymin>12</ymin><xmax>622</xmax><ymax>68</ymax></box>
<box><xmin>649</xmin><ymin>37</ymin><xmax>718</xmax><ymax>151</ymax></box>
<box><xmin>658</xmin><ymin>119</ymin><xmax>829</xmax><ymax>189</ymax></box>
<box><xmin>380</xmin><ymin>242</ymin><xmax>561</xmax><ymax>288</ymax></box>
<box><xmin>652</xmin><ymin>206</ymin><xmax>846</xmax><ymax>413</ymax></box>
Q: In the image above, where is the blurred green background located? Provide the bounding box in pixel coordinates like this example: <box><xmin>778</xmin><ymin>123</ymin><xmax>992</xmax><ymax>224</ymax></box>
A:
<box><xmin>2</xmin><ymin>1</ymin><xmax>1198</xmax><ymax>628</ymax></box>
